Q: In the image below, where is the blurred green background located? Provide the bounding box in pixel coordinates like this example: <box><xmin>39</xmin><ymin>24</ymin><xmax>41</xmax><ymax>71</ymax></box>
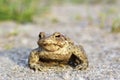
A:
<box><xmin>0</xmin><ymin>0</ymin><xmax>120</xmax><ymax>32</ymax></box>
<box><xmin>0</xmin><ymin>0</ymin><xmax>118</xmax><ymax>22</ymax></box>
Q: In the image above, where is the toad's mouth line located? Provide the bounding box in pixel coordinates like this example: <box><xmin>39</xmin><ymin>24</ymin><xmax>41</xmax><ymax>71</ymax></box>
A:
<box><xmin>42</xmin><ymin>43</ymin><xmax>59</xmax><ymax>47</ymax></box>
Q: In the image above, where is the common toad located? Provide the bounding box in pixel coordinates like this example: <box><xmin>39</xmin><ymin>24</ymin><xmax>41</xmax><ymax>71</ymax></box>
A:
<box><xmin>28</xmin><ymin>32</ymin><xmax>88</xmax><ymax>71</ymax></box>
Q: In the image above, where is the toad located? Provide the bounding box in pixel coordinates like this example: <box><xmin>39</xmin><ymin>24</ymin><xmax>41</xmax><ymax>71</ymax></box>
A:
<box><xmin>28</xmin><ymin>32</ymin><xmax>88</xmax><ymax>71</ymax></box>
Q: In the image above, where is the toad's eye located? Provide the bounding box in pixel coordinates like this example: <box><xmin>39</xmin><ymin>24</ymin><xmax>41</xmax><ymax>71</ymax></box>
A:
<box><xmin>39</xmin><ymin>34</ymin><xmax>41</xmax><ymax>38</ymax></box>
<box><xmin>39</xmin><ymin>32</ymin><xmax>45</xmax><ymax>39</ymax></box>
<box><xmin>55</xmin><ymin>34</ymin><xmax>61</xmax><ymax>38</ymax></box>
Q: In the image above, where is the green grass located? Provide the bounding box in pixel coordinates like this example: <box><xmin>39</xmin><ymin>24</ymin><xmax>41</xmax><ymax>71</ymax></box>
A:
<box><xmin>111</xmin><ymin>17</ymin><xmax>120</xmax><ymax>33</ymax></box>
<box><xmin>9</xmin><ymin>27</ymin><xmax>19</xmax><ymax>36</ymax></box>
<box><xmin>99</xmin><ymin>12</ymin><xmax>107</xmax><ymax>28</ymax></box>
<box><xmin>74</xmin><ymin>14</ymin><xmax>82</xmax><ymax>21</ymax></box>
<box><xmin>67</xmin><ymin>0</ymin><xmax>117</xmax><ymax>4</ymax></box>
<box><xmin>68</xmin><ymin>0</ymin><xmax>85</xmax><ymax>4</ymax></box>
<box><xmin>4</xmin><ymin>44</ymin><xmax>13</xmax><ymax>50</ymax></box>
<box><xmin>0</xmin><ymin>0</ymin><xmax>49</xmax><ymax>23</ymax></box>
<box><xmin>0</xmin><ymin>0</ymin><xmax>118</xmax><ymax>23</ymax></box>
<box><xmin>51</xmin><ymin>17</ymin><xmax>60</xmax><ymax>24</ymax></box>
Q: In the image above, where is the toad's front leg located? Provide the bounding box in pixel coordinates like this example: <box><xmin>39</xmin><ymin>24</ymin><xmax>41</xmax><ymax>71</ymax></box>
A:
<box><xmin>28</xmin><ymin>49</ymin><xmax>44</xmax><ymax>71</ymax></box>
<box><xmin>68</xmin><ymin>45</ymin><xmax>89</xmax><ymax>70</ymax></box>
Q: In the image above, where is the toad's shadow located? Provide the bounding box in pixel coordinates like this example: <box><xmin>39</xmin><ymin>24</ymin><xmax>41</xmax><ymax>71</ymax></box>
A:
<box><xmin>0</xmin><ymin>47</ymin><xmax>31</xmax><ymax>68</ymax></box>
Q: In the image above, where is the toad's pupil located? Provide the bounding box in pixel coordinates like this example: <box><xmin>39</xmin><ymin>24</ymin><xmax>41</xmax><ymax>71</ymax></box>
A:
<box><xmin>39</xmin><ymin>35</ymin><xmax>41</xmax><ymax>38</ymax></box>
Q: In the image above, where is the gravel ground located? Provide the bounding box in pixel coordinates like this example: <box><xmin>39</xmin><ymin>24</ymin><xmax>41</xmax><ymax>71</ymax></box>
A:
<box><xmin>0</xmin><ymin>5</ymin><xmax>120</xmax><ymax>80</ymax></box>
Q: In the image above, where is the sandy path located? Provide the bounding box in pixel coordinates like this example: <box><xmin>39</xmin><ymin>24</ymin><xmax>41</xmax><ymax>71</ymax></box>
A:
<box><xmin>0</xmin><ymin>5</ymin><xmax>120</xmax><ymax>80</ymax></box>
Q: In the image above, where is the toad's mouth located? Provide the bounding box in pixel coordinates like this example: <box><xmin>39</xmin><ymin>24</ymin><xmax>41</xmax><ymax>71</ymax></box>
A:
<box><xmin>41</xmin><ymin>43</ymin><xmax>61</xmax><ymax>51</ymax></box>
<box><xmin>42</xmin><ymin>43</ymin><xmax>59</xmax><ymax>47</ymax></box>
